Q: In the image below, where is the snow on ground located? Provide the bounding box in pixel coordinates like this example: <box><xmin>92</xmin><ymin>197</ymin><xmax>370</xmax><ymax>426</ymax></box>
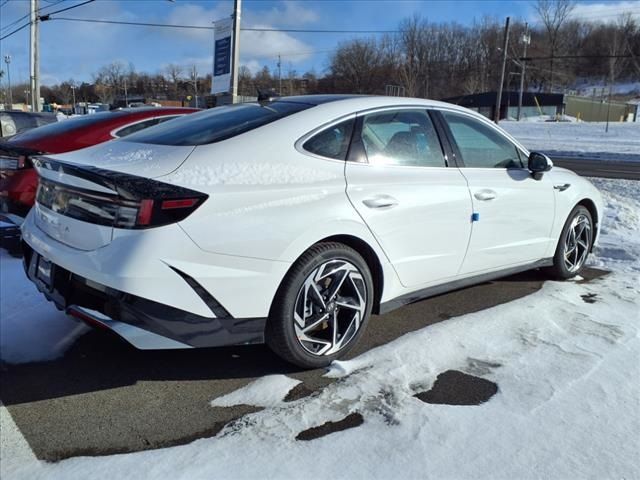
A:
<box><xmin>502</xmin><ymin>121</ymin><xmax>640</xmax><ymax>159</ymax></box>
<box><xmin>1</xmin><ymin>180</ymin><xmax>639</xmax><ymax>478</ymax></box>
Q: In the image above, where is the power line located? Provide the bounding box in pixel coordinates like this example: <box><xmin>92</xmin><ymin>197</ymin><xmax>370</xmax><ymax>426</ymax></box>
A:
<box><xmin>41</xmin><ymin>16</ymin><xmax>401</xmax><ymax>34</ymax></box>
<box><xmin>39</xmin><ymin>0</ymin><xmax>93</xmax><ymax>18</ymax></box>
<box><xmin>1</xmin><ymin>0</ymin><xmax>94</xmax><ymax>40</ymax></box>
<box><xmin>0</xmin><ymin>0</ymin><xmax>63</xmax><ymax>33</ymax></box>
<box><xmin>0</xmin><ymin>21</ymin><xmax>30</xmax><ymax>41</ymax></box>
<box><xmin>521</xmin><ymin>54</ymin><xmax>635</xmax><ymax>61</ymax></box>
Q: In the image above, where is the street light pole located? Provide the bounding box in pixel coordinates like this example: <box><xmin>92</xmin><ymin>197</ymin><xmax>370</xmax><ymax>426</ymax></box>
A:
<box><xmin>123</xmin><ymin>78</ymin><xmax>128</xmax><ymax>107</ymax></box>
<box><xmin>230</xmin><ymin>0</ymin><xmax>241</xmax><ymax>103</ymax></box>
<box><xmin>517</xmin><ymin>23</ymin><xmax>530</xmax><ymax>121</ymax></box>
<box><xmin>277</xmin><ymin>54</ymin><xmax>282</xmax><ymax>95</ymax></box>
<box><xmin>29</xmin><ymin>0</ymin><xmax>41</xmax><ymax>112</ymax></box>
<box><xmin>192</xmin><ymin>65</ymin><xmax>198</xmax><ymax>107</ymax></box>
<box><xmin>495</xmin><ymin>16</ymin><xmax>510</xmax><ymax>124</ymax></box>
<box><xmin>4</xmin><ymin>55</ymin><xmax>12</xmax><ymax>107</ymax></box>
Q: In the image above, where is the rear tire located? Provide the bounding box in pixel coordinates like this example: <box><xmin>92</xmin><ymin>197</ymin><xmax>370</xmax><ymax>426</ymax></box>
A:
<box><xmin>547</xmin><ymin>205</ymin><xmax>593</xmax><ymax>280</ymax></box>
<box><xmin>266</xmin><ymin>242</ymin><xmax>374</xmax><ymax>369</ymax></box>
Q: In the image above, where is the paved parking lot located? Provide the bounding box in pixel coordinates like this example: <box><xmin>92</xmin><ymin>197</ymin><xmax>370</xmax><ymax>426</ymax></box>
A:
<box><xmin>0</xmin><ymin>267</ymin><xmax>604</xmax><ymax>461</ymax></box>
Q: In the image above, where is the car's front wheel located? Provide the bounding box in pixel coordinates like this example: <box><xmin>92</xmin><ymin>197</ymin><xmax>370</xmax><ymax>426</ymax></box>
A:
<box><xmin>266</xmin><ymin>242</ymin><xmax>373</xmax><ymax>369</ymax></box>
<box><xmin>548</xmin><ymin>205</ymin><xmax>594</xmax><ymax>279</ymax></box>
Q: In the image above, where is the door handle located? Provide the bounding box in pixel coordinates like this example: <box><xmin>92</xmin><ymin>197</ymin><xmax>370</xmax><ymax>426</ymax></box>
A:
<box><xmin>554</xmin><ymin>183</ymin><xmax>571</xmax><ymax>192</ymax></box>
<box><xmin>362</xmin><ymin>195</ymin><xmax>399</xmax><ymax>209</ymax></box>
<box><xmin>474</xmin><ymin>190</ymin><xmax>497</xmax><ymax>201</ymax></box>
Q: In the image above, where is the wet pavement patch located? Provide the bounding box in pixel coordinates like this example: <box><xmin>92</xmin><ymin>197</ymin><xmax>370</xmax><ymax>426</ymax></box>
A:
<box><xmin>295</xmin><ymin>413</ymin><xmax>364</xmax><ymax>441</ymax></box>
<box><xmin>414</xmin><ymin>370</ymin><xmax>498</xmax><ymax>406</ymax></box>
<box><xmin>284</xmin><ymin>383</ymin><xmax>315</xmax><ymax>402</ymax></box>
<box><xmin>581</xmin><ymin>293</ymin><xmax>598</xmax><ymax>304</ymax></box>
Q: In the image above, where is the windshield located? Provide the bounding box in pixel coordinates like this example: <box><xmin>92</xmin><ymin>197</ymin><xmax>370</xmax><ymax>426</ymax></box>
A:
<box><xmin>122</xmin><ymin>101</ymin><xmax>314</xmax><ymax>146</ymax></box>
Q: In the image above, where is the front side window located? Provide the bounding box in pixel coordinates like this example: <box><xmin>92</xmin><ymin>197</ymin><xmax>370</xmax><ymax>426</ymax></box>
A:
<box><xmin>302</xmin><ymin>119</ymin><xmax>354</xmax><ymax>160</ymax></box>
<box><xmin>442</xmin><ymin>112</ymin><xmax>523</xmax><ymax>168</ymax></box>
<box><xmin>360</xmin><ymin>110</ymin><xmax>445</xmax><ymax>167</ymax></box>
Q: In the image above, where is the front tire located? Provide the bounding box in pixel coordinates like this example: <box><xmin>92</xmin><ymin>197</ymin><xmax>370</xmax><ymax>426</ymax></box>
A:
<box><xmin>547</xmin><ymin>205</ymin><xmax>593</xmax><ymax>279</ymax></box>
<box><xmin>266</xmin><ymin>242</ymin><xmax>374</xmax><ymax>369</ymax></box>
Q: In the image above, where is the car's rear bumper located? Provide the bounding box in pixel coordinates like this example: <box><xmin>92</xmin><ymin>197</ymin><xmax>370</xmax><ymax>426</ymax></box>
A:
<box><xmin>22</xmin><ymin>241</ymin><xmax>267</xmax><ymax>349</ymax></box>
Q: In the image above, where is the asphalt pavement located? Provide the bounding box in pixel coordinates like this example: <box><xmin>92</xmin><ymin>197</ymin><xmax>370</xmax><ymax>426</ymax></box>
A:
<box><xmin>1</xmin><ymin>267</ymin><xmax>605</xmax><ymax>461</ymax></box>
<box><xmin>548</xmin><ymin>154</ymin><xmax>640</xmax><ymax>180</ymax></box>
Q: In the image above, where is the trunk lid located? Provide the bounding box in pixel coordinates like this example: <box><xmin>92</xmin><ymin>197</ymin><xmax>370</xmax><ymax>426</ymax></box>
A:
<box><xmin>31</xmin><ymin>146</ymin><xmax>206</xmax><ymax>251</ymax></box>
<box><xmin>41</xmin><ymin>140</ymin><xmax>196</xmax><ymax>178</ymax></box>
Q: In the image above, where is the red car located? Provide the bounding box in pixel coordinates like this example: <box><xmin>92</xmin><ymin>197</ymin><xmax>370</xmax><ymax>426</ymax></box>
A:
<box><xmin>0</xmin><ymin>107</ymin><xmax>198</xmax><ymax>219</ymax></box>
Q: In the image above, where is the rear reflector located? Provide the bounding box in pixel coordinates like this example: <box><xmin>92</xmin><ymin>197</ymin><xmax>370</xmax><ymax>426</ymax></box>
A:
<box><xmin>161</xmin><ymin>198</ymin><xmax>199</xmax><ymax>210</ymax></box>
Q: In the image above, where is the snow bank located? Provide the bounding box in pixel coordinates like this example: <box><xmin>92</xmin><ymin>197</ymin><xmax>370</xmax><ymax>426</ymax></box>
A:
<box><xmin>211</xmin><ymin>375</ymin><xmax>301</xmax><ymax>408</ymax></box>
<box><xmin>502</xmin><ymin>121</ymin><xmax>640</xmax><ymax>157</ymax></box>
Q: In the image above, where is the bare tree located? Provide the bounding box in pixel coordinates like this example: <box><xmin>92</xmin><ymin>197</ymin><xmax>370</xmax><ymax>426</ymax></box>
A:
<box><xmin>164</xmin><ymin>63</ymin><xmax>183</xmax><ymax>100</ymax></box>
<box><xmin>535</xmin><ymin>0</ymin><xmax>576</xmax><ymax>91</ymax></box>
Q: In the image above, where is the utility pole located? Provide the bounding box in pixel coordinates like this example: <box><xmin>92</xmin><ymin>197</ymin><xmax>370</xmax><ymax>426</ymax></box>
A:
<box><xmin>605</xmin><ymin>84</ymin><xmax>612</xmax><ymax>133</ymax></box>
<box><xmin>230</xmin><ymin>0</ymin><xmax>241</xmax><ymax>103</ymax></box>
<box><xmin>517</xmin><ymin>23</ymin><xmax>530</xmax><ymax>121</ymax></box>
<box><xmin>123</xmin><ymin>77</ymin><xmax>128</xmax><ymax>107</ymax></box>
<box><xmin>29</xmin><ymin>0</ymin><xmax>41</xmax><ymax>112</ymax></box>
<box><xmin>3</xmin><ymin>55</ymin><xmax>11</xmax><ymax>108</ymax></box>
<box><xmin>495</xmin><ymin>16</ymin><xmax>510</xmax><ymax>124</ymax></box>
<box><xmin>277</xmin><ymin>54</ymin><xmax>282</xmax><ymax>95</ymax></box>
<box><xmin>71</xmin><ymin>84</ymin><xmax>76</xmax><ymax>114</ymax></box>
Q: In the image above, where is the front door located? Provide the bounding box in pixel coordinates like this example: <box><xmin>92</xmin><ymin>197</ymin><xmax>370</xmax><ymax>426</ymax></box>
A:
<box><xmin>439</xmin><ymin>111</ymin><xmax>556</xmax><ymax>275</ymax></box>
<box><xmin>346</xmin><ymin>108</ymin><xmax>472</xmax><ymax>288</ymax></box>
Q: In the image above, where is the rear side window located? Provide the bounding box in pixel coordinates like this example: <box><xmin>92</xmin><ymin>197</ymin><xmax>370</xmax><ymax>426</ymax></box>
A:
<box><xmin>302</xmin><ymin>119</ymin><xmax>354</xmax><ymax>160</ymax></box>
<box><xmin>123</xmin><ymin>101</ymin><xmax>313</xmax><ymax>146</ymax></box>
<box><xmin>360</xmin><ymin>109</ymin><xmax>445</xmax><ymax>167</ymax></box>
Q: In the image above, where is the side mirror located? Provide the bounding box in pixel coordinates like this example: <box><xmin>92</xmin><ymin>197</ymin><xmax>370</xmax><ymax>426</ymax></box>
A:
<box><xmin>528</xmin><ymin>152</ymin><xmax>553</xmax><ymax>180</ymax></box>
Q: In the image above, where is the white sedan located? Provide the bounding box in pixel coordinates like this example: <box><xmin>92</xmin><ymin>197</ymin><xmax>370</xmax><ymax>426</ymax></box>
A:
<box><xmin>21</xmin><ymin>95</ymin><xmax>603</xmax><ymax>368</ymax></box>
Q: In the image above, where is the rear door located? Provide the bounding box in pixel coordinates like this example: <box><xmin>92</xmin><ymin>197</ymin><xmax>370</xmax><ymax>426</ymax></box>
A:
<box><xmin>437</xmin><ymin>110</ymin><xmax>555</xmax><ymax>274</ymax></box>
<box><xmin>345</xmin><ymin>108</ymin><xmax>472</xmax><ymax>288</ymax></box>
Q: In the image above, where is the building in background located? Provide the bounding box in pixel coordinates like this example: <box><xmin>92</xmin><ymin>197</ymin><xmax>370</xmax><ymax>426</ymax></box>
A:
<box><xmin>443</xmin><ymin>91</ymin><xmax>637</xmax><ymax>122</ymax></box>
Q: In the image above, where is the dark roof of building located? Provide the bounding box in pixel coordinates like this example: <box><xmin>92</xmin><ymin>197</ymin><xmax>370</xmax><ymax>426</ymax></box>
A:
<box><xmin>278</xmin><ymin>94</ymin><xmax>365</xmax><ymax>105</ymax></box>
<box><xmin>443</xmin><ymin>91</ymin><xmax>565</xmax><ymax>108</ymax></box>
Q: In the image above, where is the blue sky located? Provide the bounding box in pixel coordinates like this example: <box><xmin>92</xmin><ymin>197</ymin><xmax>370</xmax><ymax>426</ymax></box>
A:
<box><xmin>1</xmin><ymin>0</ymin><xmax>639</xmax><ymax>86</ymax></box>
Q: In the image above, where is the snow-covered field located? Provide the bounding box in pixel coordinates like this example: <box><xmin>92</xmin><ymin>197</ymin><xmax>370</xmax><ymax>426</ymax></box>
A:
<box><xmin>1</xmin><ymin>178</ymin><xmax>639</xmax><ymax>480</ymax></box>
<box><xmin>502</xmin><ymin>121</ymin><xmax>640</xmax><ymax>159</ymax></box>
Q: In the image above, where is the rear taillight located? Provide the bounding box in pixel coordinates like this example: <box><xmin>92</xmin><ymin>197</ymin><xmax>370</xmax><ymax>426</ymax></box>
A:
<box><xmin>36</xmin><ymin>178</ymin><xmax>207</xmax><ymax>229</ymax></box>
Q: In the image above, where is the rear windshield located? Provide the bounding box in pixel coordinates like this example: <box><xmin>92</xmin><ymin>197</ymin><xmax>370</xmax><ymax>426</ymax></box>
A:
<box><xmin>8</xmin><ymin>111</ymin><xmax>127</xmax><ymax>143</ymax></box>
<box><xmin>122</xmin><ymin>101</ymin><xmax>313</xmax><ymax>146</ymax></box>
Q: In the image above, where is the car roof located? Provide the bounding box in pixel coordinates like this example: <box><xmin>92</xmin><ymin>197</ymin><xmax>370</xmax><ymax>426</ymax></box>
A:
<box><xmin>276</xmin><ymin>94</ymin><xmax>473</xmax><ymax>114</ymax></box>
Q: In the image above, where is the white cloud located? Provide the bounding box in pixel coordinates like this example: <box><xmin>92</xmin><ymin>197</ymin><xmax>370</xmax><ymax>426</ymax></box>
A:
<box><xmin>255</xmin><ymin>1</ymin><xmax>320</xmax><ymax>26</ymax></box>
<box><xmin>163</xmin><ymin>1</ymin><xmax>316</xmax><ymax>65</ymax></box>
<box><xmin>240</xmin><ymin>27</ymin><xmax>312</xmax><ymax>62</ymax></box>
<box><xmin>571</xmin><ymin>1</ymin><xmax>640</xmax><ymax>23</ymax></box>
